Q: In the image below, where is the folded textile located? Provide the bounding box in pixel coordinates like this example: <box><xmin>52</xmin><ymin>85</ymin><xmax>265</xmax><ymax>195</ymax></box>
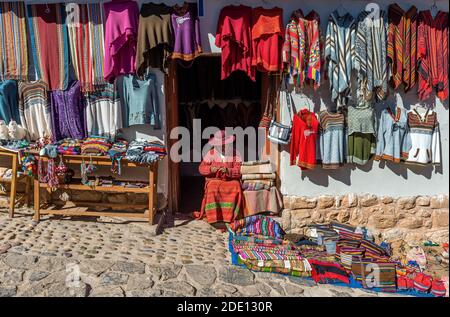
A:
<box><xmin>240</xmin><ymin>161</ymin><xmax>274</xmax><ymax>174</ymax></box>
<box><xmin>242</xmin><ymin>182</ymin><xmax>271</xmax><ymax>191</ymax></box>
<box><xmin>241</xmin><ymin>173</ymin><xmax>276</xmax><ymax>181</ymax></box>
<box><xmin>81</xmin><ymin>136</ymin><xmax>112</xmax><ymax>155</ymax></box>
<box><xmin>231</xmin><ymin>215</ymin><xmax>285</xmax><ymax>239</ymax></box>
<box><xmin>308</xmin><ymin>259</ymin><xmax>350</xmax><ymax>284</ymax></box>
<box><xmin>241</xmin><ymin>160</ymin><xmax>270</xmax><ymax>166</ymax></box>
<box><xmin>236</xmin><ymin>256</ymin><xmax>311</xmax><ymax>277</ymax></box>
<box><xmin>242</xmin><ymin>179</ymin><xmax>275</xmax><ymax>186</ymax></box>
<box><xmin>242</xmin><ymin>187</ymin><xmax>283</xmax><ymax>216</ymax></box>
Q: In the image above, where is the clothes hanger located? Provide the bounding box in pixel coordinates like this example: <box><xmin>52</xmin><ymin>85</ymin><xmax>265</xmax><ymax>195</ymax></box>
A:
<box><xmin>336</xmin><ymin>4</ymin><xmax>347</xmax><ymax>17</ymax></box>
<box><xmin>430</xmin><ymin>1</ymin><xmax>439</xmax><ymax>18</ymax></box>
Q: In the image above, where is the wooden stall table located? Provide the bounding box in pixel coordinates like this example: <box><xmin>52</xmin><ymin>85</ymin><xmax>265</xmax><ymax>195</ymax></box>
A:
<box><xmin>0</xmin><ymin>148</ymin><xmax>32</xmax><ymax>217</ymax></box>
<box><xmin>34</xmin><ymin>154</ymin><xmax>159</xmax><ymax>225</ymax></box>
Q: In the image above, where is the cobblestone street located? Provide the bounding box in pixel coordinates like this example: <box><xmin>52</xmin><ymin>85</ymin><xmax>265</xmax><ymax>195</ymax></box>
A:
<box><xmin>0</xmin><ymin>208</ymin><xmax>408</xmax><ymax>297</ymax></box>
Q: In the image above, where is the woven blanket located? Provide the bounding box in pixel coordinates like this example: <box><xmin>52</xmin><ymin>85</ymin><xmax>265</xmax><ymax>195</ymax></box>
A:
<box><xmin>240</xmin><ymin>162</ymin><xmax>274</xmax><ymax>174</ymax></box>
<box><xmin>241</xmin><ymin>173</ymin><xmax>276</xmax><ymax>180</ymax></box>
<box><xmin>242</xmin><ymin>187</ymin><xmax>283</xmax><ymax>216</ymax></box>
<box><xmin>231</xmin><ymin>215</ymin><xmax>285</xmax><ymax>239</ymax></box>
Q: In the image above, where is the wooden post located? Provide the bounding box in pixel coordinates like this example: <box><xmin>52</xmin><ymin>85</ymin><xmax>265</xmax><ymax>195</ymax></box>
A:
<box><xmin>25</xmin><ymin>175</ymin><xmax>31</xmax><ymax>207</ymax></box>
<box><xmin>33</xmin><ymin>176</ymin><xmax>40</xmax><ymax>222</ymax></box>
<box><xmin>148</xmin><ymin>164</ymin><xmax>156</xmax><ymax>224</ymax></box>
<box><xmin>8</xmin><ymin>152</ymin><xmax>18</xmax><ymax>218</ymax></box>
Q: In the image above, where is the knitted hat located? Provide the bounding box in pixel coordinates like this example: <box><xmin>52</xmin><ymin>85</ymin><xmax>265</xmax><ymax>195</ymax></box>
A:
<box><xmin>430</xmin><ymin>279</ymin><xmax>447</xmax><ymax>297</ymax></box>
<box><xmin>208</xmin><ymin>130</ymin><xmax>235</xmax><ymax>146</ymax></box>
<box><xmin>413</xmin><ymin>273</ymin><xmax>432</xmax><ymax>293</ymax></box>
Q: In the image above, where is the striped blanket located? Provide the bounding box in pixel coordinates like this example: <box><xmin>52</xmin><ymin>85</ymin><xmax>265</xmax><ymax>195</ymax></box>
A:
<box><xmin>231</xmin><ymin>215</ymin><xmax>285</xmax><ymax>239</ymax></box>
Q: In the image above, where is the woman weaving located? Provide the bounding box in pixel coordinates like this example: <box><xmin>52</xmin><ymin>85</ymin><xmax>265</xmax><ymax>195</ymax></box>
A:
<box><xmin>195</xmin><ymin>130</ymin><xmax>242</xmax><ymax>226</ymax></box>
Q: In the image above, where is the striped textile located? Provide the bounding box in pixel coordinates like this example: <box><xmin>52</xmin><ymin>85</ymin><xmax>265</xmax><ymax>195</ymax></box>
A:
<box><xmin>201</xmin><ymin>179</ymin><xmax>242</xmax><ymax>224</ymax></box>
<box><xmin>387</xmin><ymin>4</ymin><xmax>418</xmax><ymax>92</ymax></box>
<box><xmin>351</xmin><ymin>259</ymin><xmax>397</xmax><ymax>292</ymax></box>
<box><xmin>237</xmin><ymin>257</ymin><xmax>312</xmax><ymax>277</ymax></box>
<box><xmin>331</xmin><ymin>221</ymin><xmax>357</xmax><ymax>234</ymax></box>
<box><xmin>325</xmin><ymin>10</ymin><xmax>356</xmax><ymax>107</ymax></box>
<box><xmin>301</xmin><ymin>11</ymin><xmax>321</xmax><ymax>89</ymax></box>
<box><xmin>18</xmin><ymin>80</ymin><xmax>52</xmax><ymax>140</ymax></box>
<box><xmin>231</xmin><ymin>215</ymin><xmax>285</xmax><ymax>239</ymax></box>
<box><xmin>308</xmin><ymin>259</ymin><xmax>350</xmax><ymax>284</ymax></box>
<box><xmin>27</xmin><ymin>3</ymin><xmax>69</xmax><ymax>91</ymax></box>
<box><xmin>282</xmin><ymin>10</ymin><xmax>302</xmax><ymax>82</ymax></box>
<box><xmin>0</xmin><ymin>1</ymin><xmax>28</xmax><ymax>81</ymax></box>
<box><xmin>67</xmin><ymin>3</ymin><xmax>106</xmax><ymax>92</ymax></box>
<box><xmin>318</xmin><ymin>110</ymin><xmax>346</xmax><ymax>169</ymax></box>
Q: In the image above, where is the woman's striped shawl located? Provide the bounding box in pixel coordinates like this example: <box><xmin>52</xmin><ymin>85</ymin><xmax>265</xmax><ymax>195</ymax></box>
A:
<box><xmin>0</xmin><ymin>2</ymin><xmax>28</xmax><ymax>80</ymax></box>
<box><xmin>67</xmin><ymin>3</ymin><xmax>106</xmax><ymax>92</ymax></box>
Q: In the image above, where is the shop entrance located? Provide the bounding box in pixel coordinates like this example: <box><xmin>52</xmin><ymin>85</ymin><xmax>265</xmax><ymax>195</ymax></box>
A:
<box><xmin>176</xmin><ymin>56</ymin><xmax>263</xmax><ymax>214</ymax></box>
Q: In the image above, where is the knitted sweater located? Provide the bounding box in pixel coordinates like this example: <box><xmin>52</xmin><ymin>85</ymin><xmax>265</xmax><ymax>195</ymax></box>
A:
<box><xmin>318</xmin><ymin>110</ymin><xmax>346</xmax><ymax>169</ymax></box>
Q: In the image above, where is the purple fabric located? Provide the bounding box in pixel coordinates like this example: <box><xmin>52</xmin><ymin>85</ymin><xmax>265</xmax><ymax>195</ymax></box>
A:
<box><xmin>171</xmin><ymin>2</ymin><xmax>202</xmax><ymax>61</ymax></box>
<box><xmin>103</xmin><ymin>0</ymin><xmax>139</xmax><ymax>82</ymax></box>
<box><xmin>50</xmin><ymin>81</ymin><xmax>86</xmax><ymax>141</ymax></box>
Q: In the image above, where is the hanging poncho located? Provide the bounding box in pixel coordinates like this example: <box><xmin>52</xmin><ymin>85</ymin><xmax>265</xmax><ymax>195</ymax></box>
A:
<box><xmin>325</xmin><ymin>10</ymin><xmax>356</xmax><ymax>107</ymax></box>
<box><xmin>0</xmin><ymin>1</ymin><xmax>28</xmax><ymax>81</ymax></box>
<box><xmin>67</xmin><ymin>3</ymin><xmax>106</xmax><ymax>92</ymax></box>
<box><xmin>18</xmin><ymin>80</ymin><xmax>52</xmax><ymax>140</ymax></box>
<box><xmin>171</xmin><ymin>2</ymin><xmax>202</xmax><ymax>62</ymax></box>
<box><xmin>417</xmin><ymin>10</ymin><xmax>449</xmax><ymax>102</ymax></box>
<box><xmin>355</xmin><ymin>10</ymin><xmax>388</xmax><ymax>101</ymax></box>
<box><xmin>282</xmin><ymin>10</ymin><xmax>303</xmax><ymax>83</ymax></box>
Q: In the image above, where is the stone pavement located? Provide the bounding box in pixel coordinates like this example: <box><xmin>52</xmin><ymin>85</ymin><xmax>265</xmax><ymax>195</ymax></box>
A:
<box><xmin>0</xmin><ymin>208</ymin><xmax>408</xmax><ymax>297</ymax></box>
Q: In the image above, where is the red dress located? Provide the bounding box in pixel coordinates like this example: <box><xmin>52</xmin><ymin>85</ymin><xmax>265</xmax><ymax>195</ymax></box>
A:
<box><xmin>290</xmin><ymin>109</ymin><xmax>319</xmax><ymax>170</ymax></box>
<box><xmin>215</xmin><ymin>5</ymin><xmax>255</xmax><ymax>81</ymax></box>
<box><xmin>251</xmin><ymin>7</ymin><xmax>284</xmax><ymax>72</ymax></box>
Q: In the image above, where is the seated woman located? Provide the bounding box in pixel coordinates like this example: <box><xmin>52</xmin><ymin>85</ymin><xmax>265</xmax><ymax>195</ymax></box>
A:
<box><xmin>195</xmin><ymin>130</ymin><xmax>242</xmax><ymax>225</ymax></box>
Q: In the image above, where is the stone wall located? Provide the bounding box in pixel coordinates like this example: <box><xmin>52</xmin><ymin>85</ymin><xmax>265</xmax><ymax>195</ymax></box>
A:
<box><xmin>282</xmin><ymin>194</ymin><xmax>449</xmax><ymax>244</ymax></box>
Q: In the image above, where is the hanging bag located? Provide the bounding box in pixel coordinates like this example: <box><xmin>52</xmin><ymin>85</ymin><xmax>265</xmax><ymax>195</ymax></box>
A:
<box><xmin>268</xmin><ymin>76</ymin><xmax>294</xmax><ymax>145</ymax></box>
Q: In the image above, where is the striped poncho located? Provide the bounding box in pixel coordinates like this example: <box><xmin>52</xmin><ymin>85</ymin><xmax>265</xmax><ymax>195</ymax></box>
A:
<box><xmin>67</xmin><ymin>3</ymin><xmax>106</xmax><ymax>92</ymax></box>
<box><xmin>325</xmin><ymin>10</ymin><xmax>356</xmax><ymax>107</ymax></box>
<box><xmin>0</xmin><ymin>1</ymin><xmax>28</xmax><ymax>81</ymax></box>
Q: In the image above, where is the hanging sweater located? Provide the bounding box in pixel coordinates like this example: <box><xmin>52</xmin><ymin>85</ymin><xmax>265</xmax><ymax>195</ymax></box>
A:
<box><xmin>171</xmin><ymin>2</ymin><xmax>202</xmax><ymax>62</ymax></box>
<box><xmin>325</xmin><ymin>10</ymin><xmax>356</xmax><ymax>107</ymax></box>
<box><xmin>215</xmin><ymin>5</ymin><xmax>255</xmax><ymax>81</ymax></box>
<box><xmin>417</xmin><ymin>10</ymin><xmax>449</xmax><ymax>102</ymax></box>
<box><xmin>18</xmin><ymin>80</ymin><xmax>52</xmax><ymax>140</ymax></box>
<box><xmin>318</xmin><ymin>110</ymin><xmax>346</xmax><ymax>169</ymax></box>
<box><xmin>406</xmin><ymin>108</ymin><xmax>440</xmax><ymax>165</ymax></box>
<box><xmin>300</xmin><ymin>11</ymin><xmax>322</xmax><ymax>88</ymax></box>
<box><xmin>290</xmin><ymin>109</ymin><xmax>319</xmax><ymax>170</ymax></box>
<box><xmin>0</xmin><ymin>80</ymin><xmax>20</xmax><ymax>124</ymax></box>
<box><xmin>0</xmin><ymin>1</ymin><xmax>28</xmax><ymax>81</ymax></box>
<box><xmin>282</xmin><ymin>10</ymin><xmax>303</xmax><ymax>84</ymax></box>
<box><xmin>387</xmin><ymin>4</ymin><xmax>418</xmax><ymax>92</ymax></box>
<box><xmin>374</xmin><ymin>107</ymin><xmax>411</xmax><ymax>163</ymax></box>
<box><xmin>355</xmin><ymin>10</ymin><xmax>388</xmax><ymax>101</ymax></box>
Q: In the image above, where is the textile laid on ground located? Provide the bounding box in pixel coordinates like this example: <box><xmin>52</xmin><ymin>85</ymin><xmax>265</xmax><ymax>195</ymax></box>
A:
<box><xmin>374</xmin><ymin>107</ymin><xmax>412</xmax><ymax>163</ymax></box>
<box><xmin>197</xmin><ymin>148</ymin><xmax>242</xmax><ymax>224</ymax></box>
<box><xmin>318</xmin><ymin>110</ymin><xmax>346</xmax><ymax>169</ymax></box>
<box><xmin>171</xmin><ymin>2</ymin><xmax>202</xmax><ymax>62</ymax></box>
<box><xmin>49</xmin><ymin>81</ymin><xmax>86</xmax><ymax>141</ymax></box>
<box><xmin>81</xmin><ymin>136</ymin><xmax>112</xmax><ymax>156</ymax></box>
<box><xmin>282</xmin><ymin>10</ymin><xmax>321</xmax><ymax>88</ymax></box>
<box><xmin>325</xmin><ymin>10</ymin><xmax>356</xmax><ymax>107</ymax></box>
<box><xmin>136</xmin><ymin>2</ymin><xmax>173</xmax><ymax>75</ymax></box>
<box><xmin>18</xmin><ymin>80</ymin><xmax>52</xmax><ymax>140</ymax></box>
<box><xmin>0</xmin><ymin>1</ymin><xmax>28</xmax><ymax>81</ymax></box>
<box><xmin>355</xmin><ymin>9</ymin><xmax>388</xmax><ymax>101</ymax></box>
<box><xmin>406</xmin><ymin>108</ymin><xmax>440</xmax><ymax>165</ymax></box>
<box><xmin>27</xmin><ymin>3</ymin><xmax>69</xmax><ymax>91</ymax></box>
<box><xmin>417</xmin><ymin>10</ymin><xmax>449</xmax><ymax>102</ymax></box>
<box><xmin>67</xmin><ymin>3</ymin><xmax>106</xmax><ymax>92</ymax></box>
<box><xmin>118</xmin><ymin>74</ymin><xmax>160</xmax><ymax>129</ymax></box>
<box><xmin>290</xmin><ymin>109</ymin><xmax>319</xmax><ymax>170</ymax></box>
<box><xmin>231</xmin><ymin>215</ymin><xmax>285</xmax><ymax>239</ymax></box>
<box><xmin>251</xmin><ymin>7</ymin><xmax>284</xmax><ymax>72</ymax></box>
<box><xmin>215</xmin><ymin>5</ymin><xmax>255</xmax><ymax>81</ymax></box>
<box><xmin>346</xmin><ymin>94</ymin><xmax>376</xmax><ymax>165</ymax></box>
<box><xmin>0</xmin><ymin>80</ymin><xmax>20</xmax><ymax>124</ymax></box>
<box><xmin>387</xmin><ymin>4</ymin><xmax>418</xmax><ymax>92</ymax></box>
<box><xmin>103</xmin><ymin>0</ymin><xmax>139</xmax><ymax>82</ymax></box>
<box><xmin>85</xmin><ymin>83</ymin><xmax>122</xmax><ymax>138</ymax></box>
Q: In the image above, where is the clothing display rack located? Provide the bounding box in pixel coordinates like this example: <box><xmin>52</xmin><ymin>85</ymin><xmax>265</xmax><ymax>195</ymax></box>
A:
<box><xmin>33</xmin><ymin>154</ymin><xmax>159</xmax><ymax>224</ymax></box>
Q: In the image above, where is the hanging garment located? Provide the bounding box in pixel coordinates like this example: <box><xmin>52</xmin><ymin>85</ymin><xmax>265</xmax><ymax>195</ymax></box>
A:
<box><xmin>355</xmin><ymin>9</ymin><xmax>389</xmax><ymax>101</ymax></box>
<box><xmin>387</xmin><ymin>4</ymin><xmax>418</xmax><ymax>92</ymax></box>
<box><xmin>171</xmin><ymin>2</ymin><xmax>202</xmax><ymax>62</ymax></box>
<box><xmin>406</xmin><ymin>108</ymin><xmax>440</xmax><ymax>165</ymax></box>
<box><xmin>347</xmin><ymin>96</ymin><xmax>376</xmax><ymax>165</ymax></box>
<box><xmin>18</xmin><ymin>80</ymin><xmax>52</xmax><ymax>140</ymax></box>
<box><xmin>374</xmin><ymin>107</ymin><xmax>412</xmax><ymax>163</ymax></box>
<box><xmin>215</xmin><ymin>5</ymin><xmax>255</xmax><ymax>81</ymax></box>
<box><xmin>0</xmin><ymin>80</ymin><xmax>20</xmax><ymax>125</ymax></box>
<box><xmin>282</xmin><ymin>10</ymin><xmax>303</xmax><ymax>85</ymax></box>
<box><xmin>0</xmin><ymin>2</ymin><xmax>28</xmax><ymax>81</ymax></box>
<box><xmin>417</xmin><ymin>10</ymin><xmax>449</xmax><ymax>102</ymax></box>
<box><xmin>49</xmin><ymin>81</ymin><xmax>86</xmax><ymax>141</ymax></box>
<box><xmin>251</xmin><ymin>7</ymin><xmax>284</xmax><ymax>72</ymax></box>
<box><xmin>103</xmin><ymin>0</ymin><xmax>139</xmax><ymax>82</ymax></box>
<box><xmin>85</xmin><ymin>83</ymin><xmax>122</xmax><ymax>139</ymax></box>
<box><xmin>67</xmin><ymin>3</ymin><xmax>106</xmax><ymax>92</ymax></box>
<box><xmin>118</xmin><ymin>74</ymin><xmax>161</xmax><ymax>129</ymax></box>
<box><xmin>290</xmin><ymin>109</ymin><xmax>319</xmax><ymax>170</ymax></box>
<box><xmin>27</xmin><ymin>3</ymin><xmax>69</xmax><ymax>91</ymax></box>
<box><xmin>136</xmin><ymin>2</ymin><xmax>173</xmax><ymax>76</ymax></box>
<box><xmin>300</xmin><ymin>11</ymin><xmax>322</xmax><ymax>89</ymax></box>
<box><xmin>318</xmin><ymin>110</ymin><xmax>346</xmax><ymax>169</ymax></box>
<box><xmin>325</xmin><ymin>10</ymin><xmax>356</xmax><ymax>107</ymax></box>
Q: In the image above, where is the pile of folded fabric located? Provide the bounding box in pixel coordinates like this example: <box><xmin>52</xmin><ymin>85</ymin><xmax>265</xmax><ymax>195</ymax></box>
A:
<box><xmin>229</xmin><ymin>215</ymin><xmax>312</xmax><ymax>277</ymax></box>
<box><xmin>239</xmin><ymin>160</ymin><xmax>282</xmax><ymax>216</ymax></box>
<box><xmin>126</xmin><ymin>138</ymin><xmax>167</xmax><ymax>164</ymax></box>
<box><xmin>81</xmin><ymin>136</ymin><xmax>112</xmax><ymax>155</ymax></box>
<box><xmin>56</xmin><ymin>138</ymin><xmax>82</xmax><ymax>155</ymax></box>
<box><xmin>108</xmin><ymin>139</ymin><xmax>129</xmax><ymax>174</ymax></box>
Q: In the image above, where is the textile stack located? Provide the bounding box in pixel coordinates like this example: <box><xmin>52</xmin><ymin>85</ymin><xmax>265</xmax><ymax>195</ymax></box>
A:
<box><xmin>240</xmin><ymin>160</ymin><xmax>283</xmax><ymax>216</ymax></box>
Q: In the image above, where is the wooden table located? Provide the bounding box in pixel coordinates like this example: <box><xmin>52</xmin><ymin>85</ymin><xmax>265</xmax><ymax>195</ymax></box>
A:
<box><xmin>34</xmin><ymin>154</ymin><xmax>159</xmax><ymax>224</ymax></box>
<box><xmin>0</xmin><ymin>148</ymin><xmax>31</xmax><ymax>217</ymax></box>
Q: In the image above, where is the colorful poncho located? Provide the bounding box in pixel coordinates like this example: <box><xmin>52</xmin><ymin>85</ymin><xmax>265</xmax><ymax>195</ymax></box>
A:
<box><xmin>0</xmin><ymin>1</ymin><xmax>28</xmax><ymax>81</ymax></box>
<box><xmin>27</xmin><ymin>3</ymin><xmax>69</xmax><ymax>91</ymax></box>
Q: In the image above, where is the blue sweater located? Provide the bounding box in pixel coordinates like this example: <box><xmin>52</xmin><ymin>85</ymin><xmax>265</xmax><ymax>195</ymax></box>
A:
<box><xmin>0</xmin><ymin>80</ymin><xmax>20</xmax><ymax>124</ymax></box>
